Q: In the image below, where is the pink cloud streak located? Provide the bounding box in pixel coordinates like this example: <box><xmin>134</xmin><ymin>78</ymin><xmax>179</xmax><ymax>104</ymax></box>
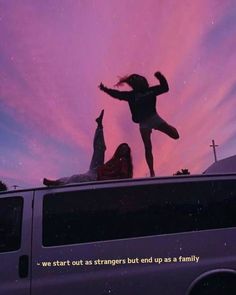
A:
<box><xmin>1</xmin><ymin>1</ymin><xmax>236</xmax><ymax>186</ymax></box>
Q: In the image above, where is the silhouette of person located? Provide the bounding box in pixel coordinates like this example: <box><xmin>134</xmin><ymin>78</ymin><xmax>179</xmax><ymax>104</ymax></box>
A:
<box><xmin>99</xmin><ymin>72</ymin><xmax>179</xmax><ymax>177</ymax></box>
<box><xmin>43</xmin><ymin>110</ymin><xmax>133</xmax><ymax>186</ymax></box>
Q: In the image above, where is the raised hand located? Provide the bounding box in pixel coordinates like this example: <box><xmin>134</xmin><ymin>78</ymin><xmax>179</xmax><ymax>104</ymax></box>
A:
<box><xmin>154</xmin><ymin>71</ymin><xmax>163</xmax><ymax>79</ymax></box>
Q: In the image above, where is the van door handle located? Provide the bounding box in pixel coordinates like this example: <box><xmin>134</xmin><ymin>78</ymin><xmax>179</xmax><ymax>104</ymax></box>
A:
<box><xmin>19</xmin><ymin>255</ymin><xmax>29</xmax><ymax>278</ymax></box>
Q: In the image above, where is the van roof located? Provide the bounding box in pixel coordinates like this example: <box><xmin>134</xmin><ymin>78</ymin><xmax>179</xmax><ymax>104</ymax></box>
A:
<box><xmin>1</xmin><ymin>173</ymin><xmax>236</xmax><ymax>195</ymax></box>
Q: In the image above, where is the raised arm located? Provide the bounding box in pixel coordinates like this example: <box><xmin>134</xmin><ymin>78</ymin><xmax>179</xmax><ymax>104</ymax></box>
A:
<box><xmin>99</xmin><ymin>83</ymin><xmax>131</xmax><ymax>101</ymax></box>
<box><xmin>150</xmin><ymin>72</ymin><xmax>169</xmax><ymax>95</ymax></box>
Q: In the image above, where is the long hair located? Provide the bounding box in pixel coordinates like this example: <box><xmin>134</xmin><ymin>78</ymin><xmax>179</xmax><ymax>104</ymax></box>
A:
<box><xmin>106</xmin><ymin>143</ymin><xmax>133</xmax><ymax>178</ymax></box>
<box><xmin>115</xmin><ymin>74</ymin><xmax>149</xmax><ymax>91</ymax></box>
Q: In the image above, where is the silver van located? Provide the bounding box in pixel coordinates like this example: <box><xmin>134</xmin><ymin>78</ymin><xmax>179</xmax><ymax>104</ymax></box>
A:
<box><xmin>1</xmin><ymin>174</ymin><xmax>236</xmax><ymax>295</ymax></box>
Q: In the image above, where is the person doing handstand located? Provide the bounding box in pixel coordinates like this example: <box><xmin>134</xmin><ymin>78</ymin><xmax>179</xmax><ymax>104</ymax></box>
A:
<box><xmin>99</xmin><ymin>72</ymin><xmax>179</xmax><ymax>177</ymax></box>
<box><xmin>43</xmin><ymin>110</ymin><xmax>133</xmax><ymax>186</ymax></box>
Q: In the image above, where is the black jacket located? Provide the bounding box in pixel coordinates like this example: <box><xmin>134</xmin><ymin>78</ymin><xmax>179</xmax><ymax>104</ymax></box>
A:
<box><xmin>102</xmin><ymin>74</ymin><xmax>169</xmax><ymax>123</ymax></box>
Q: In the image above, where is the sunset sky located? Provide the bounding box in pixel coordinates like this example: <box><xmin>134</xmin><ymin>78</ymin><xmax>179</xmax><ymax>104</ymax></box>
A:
<box><xmin>1</xmin><ymin>0</ymin><xmax>236</xmax><ymax>188</ymax></box>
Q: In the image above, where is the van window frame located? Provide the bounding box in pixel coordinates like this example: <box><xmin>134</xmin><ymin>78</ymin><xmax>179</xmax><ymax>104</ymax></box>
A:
<box><xmin>0</xmin><ymin>196</ymin><xmax>24</xmax><ymax>253</ymax></box>
<box><xmin>42</xmin><ymin>178</ymin><xmax>236</xmax><ymax>247</ymax></box>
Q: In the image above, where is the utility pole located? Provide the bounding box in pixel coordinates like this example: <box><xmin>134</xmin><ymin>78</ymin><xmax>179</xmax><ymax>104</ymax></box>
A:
<box><xmin>210</xmin><ymin>139</ymin><xmax>218</xmax><ymax>163</ymax></box>
<box><xmin>12</xmin><ymin>185</ymin><xmax>19</xmax><ymax>190</ymax></box>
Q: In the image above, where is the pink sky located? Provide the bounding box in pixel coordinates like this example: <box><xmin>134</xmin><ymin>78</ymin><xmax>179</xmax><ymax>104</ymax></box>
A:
<box><xmin>1</xmin><ymin>0</ymin><xmax>236</xmax><ymax>188</ymax></box>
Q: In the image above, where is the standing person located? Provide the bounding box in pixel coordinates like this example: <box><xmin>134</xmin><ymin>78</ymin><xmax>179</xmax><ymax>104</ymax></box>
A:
<box><xmin>99</xmin><ymin>72</ymin><xmax>179</xmax><ymax>177</ymax></box>
<box><xmin>43</xmin><ymin>110</ymin><xmax>133</xmax><ymax>186</ymax></box>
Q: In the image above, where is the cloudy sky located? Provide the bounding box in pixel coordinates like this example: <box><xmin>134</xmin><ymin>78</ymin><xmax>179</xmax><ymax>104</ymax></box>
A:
<box><xmin>1</xmin><ymin>0</ymin><xmax>236</xmax><ymax>188</ymax></box>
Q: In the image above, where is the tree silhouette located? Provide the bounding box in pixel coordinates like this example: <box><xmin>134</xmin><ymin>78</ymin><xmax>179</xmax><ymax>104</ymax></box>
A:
<box><xmin>0</xmin><ymin>180</ymin><xmax>8</xmax><ymax>191</ymax></box>
<box><xmin>174</xmin><ymin>169</ymin><xmax>190</xmax><ymax>176</ymax></box>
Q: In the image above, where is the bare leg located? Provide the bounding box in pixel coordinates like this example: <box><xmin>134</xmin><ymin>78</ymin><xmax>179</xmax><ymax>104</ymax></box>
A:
<box><xmin>156</xmin><ymin>122</ymin><xmax>179</xmax><ymax>139</ymax></box>
<box><xmin>89</xmin><ymin>110</ymin><xmax>106</xmax><ymax>171</ymax></box>
<box><xmin>140</xmin><ymin>128</ymin><xmax>155</xmax><ymax>177</ymax></box>
<box><xmin>43</xmin><ymin>111</ymin><xmax>106</xmax><ymax>186</ymax></box>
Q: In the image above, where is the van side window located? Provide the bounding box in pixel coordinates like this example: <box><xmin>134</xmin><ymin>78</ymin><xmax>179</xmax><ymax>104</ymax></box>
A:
<box><xmin>43</xmin><ymin>180</ymin><xmax>236</xmax><ymax>246</ymax></box>
<box><xmin>0</xmin><ymin>197</ymin><xmax>23</xmax><ymax>253</ymax></box>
